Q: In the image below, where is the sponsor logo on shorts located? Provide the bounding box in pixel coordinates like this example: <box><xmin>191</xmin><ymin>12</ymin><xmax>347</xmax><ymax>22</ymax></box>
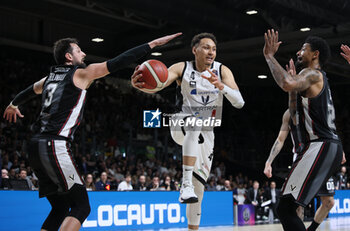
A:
<box><xmin>290</xmin><ymin>184</ymin><xmax>296</xmax><ymax>191</ymax></box>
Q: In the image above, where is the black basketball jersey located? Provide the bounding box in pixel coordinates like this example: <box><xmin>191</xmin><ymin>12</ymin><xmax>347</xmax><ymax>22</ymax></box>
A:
<box><xmin>295</xmin><ymin>70</ymin><xmax>339</xmax><ymax>142</ymax></box>
<box><xmin>38</xmin><ymin>65</ymin><xmax>86</xmax><ymax>140</ymax></box>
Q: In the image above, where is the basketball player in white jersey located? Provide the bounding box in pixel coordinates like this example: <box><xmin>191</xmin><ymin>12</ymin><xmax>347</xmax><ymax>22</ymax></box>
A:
<box><xmin>131</xmin><ymin>33</ymin><xmax>244</xmax><ymax>231</ymax></box>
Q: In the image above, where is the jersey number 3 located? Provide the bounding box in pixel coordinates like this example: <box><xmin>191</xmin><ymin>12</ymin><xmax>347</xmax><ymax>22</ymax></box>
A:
<box><xmin>44</xmin><ymin>83</ymin><xmax>58</xmax><ymax>107</ymax></box>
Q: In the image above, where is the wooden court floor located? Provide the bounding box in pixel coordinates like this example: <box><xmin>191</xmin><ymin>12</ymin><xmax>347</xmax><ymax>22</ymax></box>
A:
<box><xmin>158</xmin><ymin>217</ymin><xmax>350</xmax><ymax>231</ymax></box>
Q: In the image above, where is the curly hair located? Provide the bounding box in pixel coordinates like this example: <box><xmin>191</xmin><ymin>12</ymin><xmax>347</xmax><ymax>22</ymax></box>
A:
<box><xmin>305</xmin><ymin>36</ymin><xmax>331</xmax><ymax>68</ymax></box>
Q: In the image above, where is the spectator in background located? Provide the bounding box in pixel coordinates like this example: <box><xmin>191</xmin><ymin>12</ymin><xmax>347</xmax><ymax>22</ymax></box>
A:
<box><xmin>148</xmin><ymin>176</ymin><xmax>160</xmax><ymax>191</ymax></box>
<box><xmin>174</xmin><ymin>180</ymin><xmax>180</xmax><ymax>191</ymax></box>
<box><xmin>118</xmin><ymin>174</ymin><xmax>133</xmax><ymax>191</ymax></box>
<box><xmin>245</xmin><ymin>181</ymin><xmax>262</xmax><ymax>220</ymax></box>
<box><xmin>1</xmin><ymin>168</ymin><xmax>10</xmax><ymax>189</ymax></box>
<box><xmin>235</xmin><ymin>183</ymin><xmax>246</xmax><ymax>205</ymax></box>
<box><xmin>134</xmin><ymin>175</ymin><xmax>147</xmax><ymax>191</ymax></box>
<box><xmin>216</xmin><ymin>178</ymin><xmax>225</xmax><ymax>191</ymax></box>
<box><xmin>8</xmin><ymin>168</ymin><xmax>16</xmax><ymax>179</ymax></box>
<box><xmin>160</xmin><ymin>175</ymin><xmax>176</xmax><ymax>191</ymax></box>
<box><xmin>245</xmin><ymin>181</ymin><xmax>261</xmax><ymax>206</ymax></box>
<box><xmin>85</xmin><ymin>174</ymin><xmax>96</xmax><ymax>191</ymax></box>
<box><xmin>95</xmin><ymin>172</ymin><xmax>111</xmax><ymax>191</ymax></box>
<box><xmin>222</xmin><ymin>180</ymin><xmax>232</xmax><ymax>191</ymax></box>
<box><xmin>265</xmin><ymin>181</ymin><xmax>280</xmax><ymax>220</ymax></box>
<box><xmin>336</xmin><ymin>166</ymin><xmax>349</xmax><ymax>189</ymax></box>
<box><xmin>18</xmin><ymin>168</ymin><xmax>33</xmax><ymax>190</ymax></box>
<box><xmin>206</xmin><ymin>177</ymin><xmax>217</xmax><ymax>191</ymax></box>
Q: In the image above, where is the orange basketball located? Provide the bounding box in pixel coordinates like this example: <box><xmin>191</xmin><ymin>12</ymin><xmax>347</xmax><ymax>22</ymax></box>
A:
<box><xmin>138</xmin><ymin>60</ymin><xmax>168</xmax><ymax>93</ymax></box>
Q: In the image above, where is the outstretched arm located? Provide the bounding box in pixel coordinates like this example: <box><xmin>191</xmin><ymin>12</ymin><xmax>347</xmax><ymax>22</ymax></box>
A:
<box><xmin>3</xmin><ymin>77</ymin><xmax>46</xmax><ymax>123</ymax></box>
<box><xmin>263</xmin><ymin>29</ymin><xmax>322</xmax><ymax>92</ymax></box>
<box><xmin>75</xmin><ymin>33</ymin><xmax>182</xmax><ymax>89</ymax></box>
<box><xmin>264</xmin><ymin>110</ymin><xmax>290</xmax><ymax>178</ymax></box>
<box><xmin>201</xmin><ymin>65</ymin><xmax>244</xmax><ymax>109</ymax></box>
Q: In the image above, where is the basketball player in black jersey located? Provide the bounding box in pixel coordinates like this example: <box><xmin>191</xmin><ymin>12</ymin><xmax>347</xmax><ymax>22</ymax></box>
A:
<box><xmin>264</xmin><ymin>109</ymin><xmax>346</xmax><ymax>230</ymax></box>
<box><xmin>3</xmin><ymin>33</ymin><xmax>181</xmax><ymax>231</ymax></box>
<box><xmin>263</xmin><ymin>30</ymin><xmax>343</xmax><ymax>231</ymax></box>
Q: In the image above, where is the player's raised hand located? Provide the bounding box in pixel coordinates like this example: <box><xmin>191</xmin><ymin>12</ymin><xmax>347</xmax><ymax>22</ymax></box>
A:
<box><xmin>264</xmin><ymin>162</ymin><xmax>273</xmax><ymax>178</ymax></box>
<box><xmin>263</xmin><ymin>29</ymin><xmax>282</xmax><ymax>57</ymax></box>
<box><xmin>3</xmin><ymin>104</ymin><xmax>24</xmax><ymax>123</ymax></box>
<box><xmin>341</xmin><ymin>44</ymin><xmax>350</xmax><ymax>64</ymax></box>
<box><xmin>148</xmin><ymin>32</ymin><xmax>182</xmax><ymax>49</ymax></box>
<box><xmin>286</xmin><ymin>58</ymin><xmax>296</xmax><ymax>76</ymax></box>
<box><xmin>201</xmin><ymin>68</ymin><xmax>224</xmax><ymax>90</ymax></box>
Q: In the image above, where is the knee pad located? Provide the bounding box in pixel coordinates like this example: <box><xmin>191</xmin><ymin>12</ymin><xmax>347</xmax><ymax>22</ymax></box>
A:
<box><xmin>67</xmin><ymin>184</ymin><xmax>91</xmax><ymax>224</ymax></box>
<box><xmin>186</xmin><ymin>177</ymin><xmax>205</xmax><ymax>226</ymax></box>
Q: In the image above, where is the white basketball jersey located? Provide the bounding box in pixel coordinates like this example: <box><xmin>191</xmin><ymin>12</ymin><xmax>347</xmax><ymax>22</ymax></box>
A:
<box><xmin>176</xmin><ymin>61</ymin><xmax>224</xmax><ymax>123</ymax></box>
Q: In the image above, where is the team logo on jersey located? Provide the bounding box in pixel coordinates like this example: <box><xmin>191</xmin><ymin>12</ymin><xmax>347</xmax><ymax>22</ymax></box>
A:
<box><xmin>193</xmin><ymin>95</ymin><xmax>216</xmax><ymax>106</ymax></box>
<box><xmin>212</xmin><ymin>69</ymin><xmax>218</xmax><ymax>75</ymax></box>
<box><xmin>143</xmin><ymin>109</ymin><xmax>161</xmax><ymax>128</ymax></box>
<box><xmin>190</xmin><ymin>89</ymin><xmax>197</xmax><ymax>95</ymax></box>
<box><xmin>189</xmin><ymin>81</ymin><xmax>196</xmax><ymax>88</ymax></box>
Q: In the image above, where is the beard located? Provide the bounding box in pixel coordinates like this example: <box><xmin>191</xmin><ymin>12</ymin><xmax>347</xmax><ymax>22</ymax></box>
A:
<box><xmin>78</xmin><ymin>62</ymin><xmax>87</xmax><ymax>68</ymax></box>
<box><xmin>295</xmin><ymin>60</ymin><xmax>304</xmax><ymax>73</ymax></box>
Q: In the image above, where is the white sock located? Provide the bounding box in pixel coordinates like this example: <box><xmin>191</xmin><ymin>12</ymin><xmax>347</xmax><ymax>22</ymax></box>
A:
<box><xmin>183</xmin><ymin>165</ymin><xmax>194</xmax><ymax>184</ymax></box>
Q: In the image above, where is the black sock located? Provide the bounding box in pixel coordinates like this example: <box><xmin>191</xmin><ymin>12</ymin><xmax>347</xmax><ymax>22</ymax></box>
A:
<box><xmin>307</xmin><ymin>220</ymin><xmax>320</xmax><ymax>231</ymax></box>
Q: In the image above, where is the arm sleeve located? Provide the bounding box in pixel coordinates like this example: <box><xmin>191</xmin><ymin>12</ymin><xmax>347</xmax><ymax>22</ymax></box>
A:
<box><xmin>11</xmin><ymin>84</ymin><xmax>37</xmax><ymax>107</ymax></box>
<box><xmin>106</xmin><ymin>43</ymin><xmax>151</xmax><ymax>73</ymax></box>
<box><xmin>220</xmin><ymin>84</ymin><xmax>245</xmax><ymax>109</ymax></box>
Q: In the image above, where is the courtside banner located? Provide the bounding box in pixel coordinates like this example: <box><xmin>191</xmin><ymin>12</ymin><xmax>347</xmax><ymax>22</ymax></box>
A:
<box><xmin>0</xmin><ymin>191</ymin><xmax>233</xmax><ymax>230</ymax></box>
<box><xmin>329</xmin><ymin>190</ymin><xmax>350</xmax><ymax>217</ymax></box>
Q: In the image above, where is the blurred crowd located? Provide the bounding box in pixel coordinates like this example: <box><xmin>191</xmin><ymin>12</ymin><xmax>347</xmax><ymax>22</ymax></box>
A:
<box><xmin>0</xmin><ymin>52</ymin><xmax>349</xmax><ymax>207</ymax></box>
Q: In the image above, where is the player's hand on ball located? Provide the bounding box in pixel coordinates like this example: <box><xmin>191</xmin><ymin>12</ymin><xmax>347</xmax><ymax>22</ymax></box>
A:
<box><xmin>264</xmin><ymin>162</ymin><xmax>272</xmax><ymax>178</ymax></box>
<box><xmin>201</xmin><ymin>68</ymin><xmax>224</xmax><ymax>90</ymax></box>
<box><xmin>131</xmin><ymin>65</ymin><xmax>145</xmax><ymax>89</ymax></box>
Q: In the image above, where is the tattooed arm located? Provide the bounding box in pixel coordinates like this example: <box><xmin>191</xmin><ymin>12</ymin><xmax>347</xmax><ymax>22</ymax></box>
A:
<box><xmin>264</xmin><ymin>110</ymin><xmax>290</xmax><ymax>178</ymax></box>
<box><xmin>263</xmin><ymin>29</ymin><xmax>322</xmax><ymax>92</ymax></box>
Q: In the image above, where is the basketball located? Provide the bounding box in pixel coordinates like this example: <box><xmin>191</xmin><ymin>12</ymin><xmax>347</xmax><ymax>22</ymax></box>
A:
<box><xmin>138</xmin><ymin>59</ymin><xmax>168</xmax><ymax>93</ymax></box>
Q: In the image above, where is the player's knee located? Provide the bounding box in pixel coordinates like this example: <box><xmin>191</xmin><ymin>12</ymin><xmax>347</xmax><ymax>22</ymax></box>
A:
<box><xmin>277</xmin><ymin>196</ymin><xmax>295</xmax><ymax>219</ymax></box>
<box><xmin>69</xmin><ymin>184</ymin><xmax>91</xmax><ymax>224</ymax></box>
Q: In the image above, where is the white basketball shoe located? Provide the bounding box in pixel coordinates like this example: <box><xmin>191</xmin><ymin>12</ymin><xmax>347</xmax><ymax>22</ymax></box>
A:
<box><xmin>179</xmin><ymin>182</ymin><xmax>198</xmax><ymax>203</ymax></box>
